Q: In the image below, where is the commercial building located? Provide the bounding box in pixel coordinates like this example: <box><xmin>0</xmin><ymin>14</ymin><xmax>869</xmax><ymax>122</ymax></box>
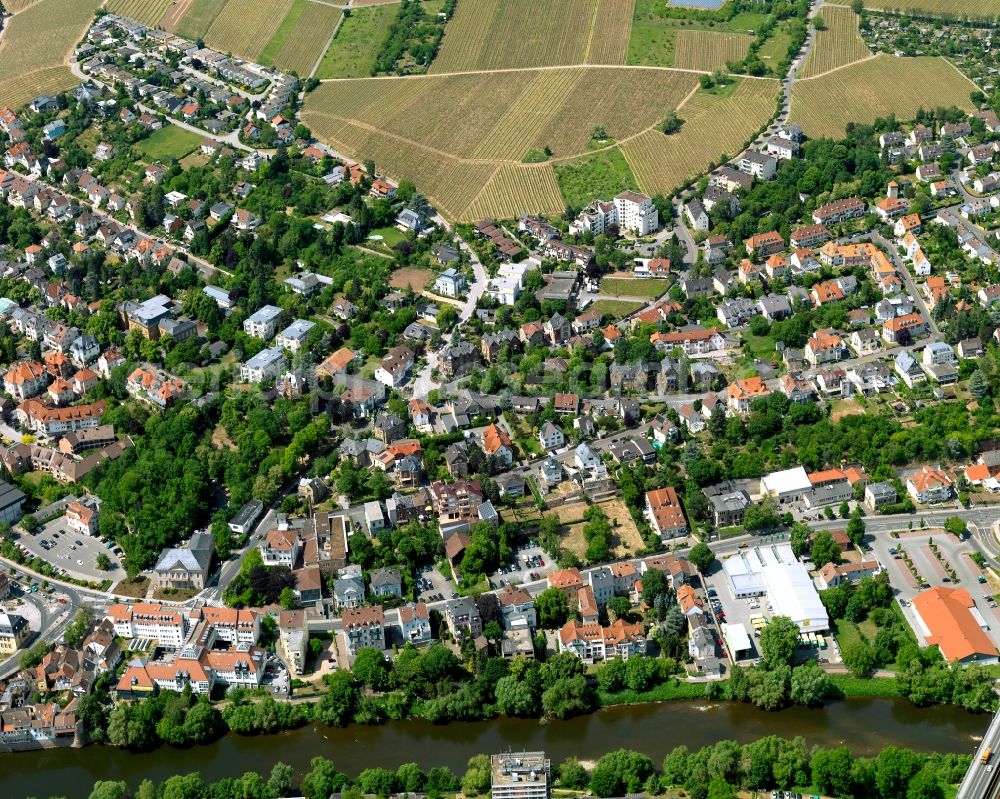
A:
<box><xmin>492</xmin><ymin>752</ymin><xmax>551</xmax><ymax>799</ymax></box>
<box><xmin>722</xmin><ymin>543</ymin><xmax>829</xmax><ymax>634</ymax></box>
<box><xmin>759</xmin><ymin>466</ymin><xmax>812</xmax><ymax>503</ymax></box>
<box><xmin>912</xmin><ymin>587</ymin><xmax>998</xmax><ymax>664</ymax></box>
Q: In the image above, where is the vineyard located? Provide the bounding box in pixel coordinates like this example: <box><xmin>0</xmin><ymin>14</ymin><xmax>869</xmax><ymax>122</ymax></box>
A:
<box><xmin>863</xmin><ymin>0</ymin><xmax>999</xmax><ymax>19</ymax></box>
<box><xmin>173</xmin><ymin>0</ymin><xmax>228</xmax><ymax>39</ymax></box>
<box><xmin>306</xmin><ymin>67</ymin><xmax>697</xmax><ymax>163</ymax></box>
<box><xmin>430</xmin><ymin>0</ymin><xmax>633</xmax><ymax>72</ymax></box>
<box><xmin>462</xmin><ymin>165</ymin><xmax>565</xmax><ymax>220</ymax></box>
<box><xmin>791</xmin><ymin>55</ymin><xmax>977</xmax><ymax>139</ymax></box>
<box><xmin>673</xmin><ymin>30</ymin><xmax>753</xmax><ymax>71</ymax></box>
<box><xmin>205</xmin><ymin>0</ymin><xmax>295</xmax><ymax>61</ymax></box>
<box><xmin>105</xmin><ymin>0</ymin><xmax>173</xmax><ymax>27</ymax></box>
<box><xmin>0</xmin><ymin>0</ymin><xmax>101</xmax><ymax>107</ymax></box>
<box><xmin>1</xmin><ymin>0</ymin><xmax>41</xmax><ymax>12</ymax></box>
<box><xmin>271</xmin><ymin>2</ymin><xmax>342</xmax><ymax>76</ymax></box>
<box><xmin>160</xmin><ymin>0</ymin><xmax>194</xmax><ymax>32</ymax></box>
<box><xmin>621</xmin><ymin>77</ymin><xmax>780</xmax><ymax>196</ymax></box>
<box><xmin>798</xmin><ymin>6</ymin><xmax>871</xmax><ymax>80</ymax></box>
<box><xmin>0</xmin><ymin>65</ymin><xmax>77</xmax><ymax>112</ymax></box>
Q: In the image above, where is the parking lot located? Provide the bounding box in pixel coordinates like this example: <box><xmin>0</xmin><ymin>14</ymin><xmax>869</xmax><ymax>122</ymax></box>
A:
<box><xmin>869</xmin><ymin>529</ymin><xmax>1000</xmax><ymax>651</ymax></box>
<box><xmin>21</xmin><ymin>515</ymin><xmax>125</xmax><ymax>583</ymax></box>
<box><xmin>702</xmin><ymin>558</ymin><xmax>841</xmax><ymax>665</ymax></box>
<box><xmin>490</xmin><ymin>543</ymin><xmax>555</xmax><ymax>589</ymax></box>
<box><xmin>415</xmin><ymin>564</ymin><xmax>455</xmax><ymax>603</ymax></box>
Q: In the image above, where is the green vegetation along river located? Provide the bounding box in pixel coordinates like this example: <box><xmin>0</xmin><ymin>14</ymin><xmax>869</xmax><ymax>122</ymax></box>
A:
<box><xmin>1</xmin><ymin>697</ymin><xmax>988</xmax><ymax>799</ymax></box>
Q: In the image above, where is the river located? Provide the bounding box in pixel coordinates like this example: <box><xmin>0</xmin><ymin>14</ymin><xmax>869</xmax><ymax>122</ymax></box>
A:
<box><xmin>1</xmin><ymin>699</ymin><xmax>988</xmax><ymax>799</ymax></box>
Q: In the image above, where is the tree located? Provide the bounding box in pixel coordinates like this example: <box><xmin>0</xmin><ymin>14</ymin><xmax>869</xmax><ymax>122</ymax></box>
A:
<box><xmin>315</xmin><ymin>670</ymin><xmax>358</xmax><ymax>726</ymax></box>
<box><xmin>838</xmin><ymin>499</ymin><xmax>850</xmax><ymax>519</ymax></box>
<box><xmin>747</xmin><ymin>664</ymin><xmax>791</xmax><ymax>710</ymax></box>
<box><xmin>558</xmin><ymin>758</ymin><xmax>590</xmax><ymax>789</ymax></box>
<box><xmin>851</xmin><ymin>0</ymin><xmax>863</xmax><ymax>11</ymax></box>
<box><xmin>542</xmin><ymin>675</ymin><xmax>593</xmax><ymax>719</ymax></box>
<box><xmin>759</xmin><ymin>616</ymin><xmax>800</xmax><ymax>668</ymax></box>
<box><xmin>536</xmin><ymin>587</ymin><xmax>569</xmax><ymax>629</ymax></box>
<box><xmin>843</xmin><ymin>640</ymin><xmax>878</xmax><ymax>677</ymax></box>
<box><xmin>810</xmin><ymin>530</ymin><xmax>842</xmax><ymax>569</ymax></box>
<box><xmin>847</xmin><ymin>509</ymin><xmax>866</xmax><ymax>548</ymax></box>
<box><xmin>810</xmin><ymin>746</ymin><xmax>854</xmax><ymax>797</ymax></box>
<box><xmin>301</xmin><ymin>757</ymin><xmax>347</xmax><ymax>799</ymax></box>
<box><xmin>95</xmin><ymin>551</ymin><xmax>113</xmax><ymax>571</ymax></box>
<box><xmin>689</xmin><ymin>542</ymin><xmax>715</xmax><ymax>572</ymax></box>
<box><xmin>790</xmin><ymin>661</ymin><xmax>830</xmax><ymax>707</ymax></box>
<box><xmin>352</xmin><ymin>648</ymin><xmax>390</xmax><ymax>690</ymax></box>
<box><xmin>590</xmin><ymin>749</ymin><xmax>654</xmax><ymax>797</ymax></box>
<box><xmin>462</xmin><ymin>754</ymin><xmax>492</xmax><ymax>796</ymax></box>
<box><xmin>607</xmin><ymin>596</ymin><xmax>631</xmax><ymax>620</ymax></box>
<box><xmin>20</xmin><ymin>514</ymin><xmax>39</xmax><ymax>534</ymax></box>
<box><xmin>790</xmin><ymin>523</ymin><xmax>810</xmax><ymax>558</ymax></box>
<box><xmin>88</xmin><ymin>782</ymin><xmax>129</xmax><ymax>799</ymax></box>
<box><xmin>495</xmin><ymin>675</ymin><xmax>539</xmax><ymax>717</ymax></box>
<box><xmin>906</xmin><ymin>767</ymin><xmax>945</xmax><ymax>799</ymax></box>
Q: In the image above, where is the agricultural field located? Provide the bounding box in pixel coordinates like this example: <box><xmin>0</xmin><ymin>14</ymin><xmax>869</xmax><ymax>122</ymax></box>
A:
<box><xmin>621</xmin><ymin>77</ymin><xmax>780</xmax><ymax>196</ymax></box>
<box><xmin>673</xmin><ymin>30</ymin><xmax>753</xmax><ymax>71</ymax></box>
<box><xmin>1</xmin><ymin>0</ymin><xmax>42</xmax><ymax>11</ymax></box>
<box><xmin>268</xmin><ymin>1</ymin><xmax>342</xmax><ymax>76</ymax></box>
<box><xmin>389</xmin><ymin>267</ymin><xmax>435</xmax><ymax>291</ymax></box>
<box><xmin>791</xmin><ymin>55</ymin><xmax>978</xmax><ymax>139</ymax></box>
<box><xmin>553</xmin><ymin>148</ymin><xmax>639</xmax><ymax>210</ymax></box>
<box><xmin>430</xmin><ymin>0</ymin><xmax>634</xmax><ymax>72</ymax></box>
<box><xmin>305</xmin><ymin>67</ymin><xmax>697</xmax><ymax>161</ymax></box>
<box><xmin>798</xmin><ymin>6</ymin><xmax>872</xmax><ymax>79</ymax></box>
<box><xmin>304</xmin><ymin>66</ymin><xmax>704</xmax><ymax>218</ymax></box>
<box><xmin>136</xmin><ymin>125</ymin><xmax>204</xmax><ymax>162</ymax></box>
<box><xmin>173</xmin><ymin>0</ymin><xmax>228</xmax><ymax>39</ymax></box>
<box><xmin>105</xmin><ymin>0</ymin><xmax>173</xmax><ymax>26</ymax></box>
<box><xmin>863</xmin><ymin>0</ymin><xmax>1000</xmax><ymax>19</ymax></box>
<box><xmin>314</xmin><ymin>4</ymin><xmax>395</xmax><ymax>79</ymax></box>
<box><xmin>204</xmin><ymin>0</ymin><xmax>295</xmax><ymax>61</ymax></box>
<box><xmin>0</xmin><ymin>0</ymin><xmax>102</xmax><ymax>108</ymax></box>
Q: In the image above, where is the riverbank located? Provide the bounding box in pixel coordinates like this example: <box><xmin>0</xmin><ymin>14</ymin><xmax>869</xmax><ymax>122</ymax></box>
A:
<box><xmin>0</xmin><ymin>698</ymin><xmax>986</xmax><ymax>799</ymax></box>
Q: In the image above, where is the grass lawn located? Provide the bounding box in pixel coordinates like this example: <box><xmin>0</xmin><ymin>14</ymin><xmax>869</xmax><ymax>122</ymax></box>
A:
<box><xmin>314</xmin><ymin>4</ymin><xmax>395</xmax><ymax>79</ymax></box>
<box><xmin>758</xmin><ymin>20</ymin><xmax>797</xmax><ymax>74</ymax></box>
<box><xmin>834</xmin><ymin>618</ymin><xmax>864</xmax><ymax>650</ymax></box>
<box><xmin>600</xmin><ymin>277</ymin><xmax>669</xmax><ymax>298</ymax></box>
<box><xmin>259</xmin><ymin>0</ymin><xmax>308</xmax><ymax>65</ymax></box>
<box><xmin>743</xmin><ymin>333</ymin><xmax>778</xmax><ymax>359</ymax></box>
<box><xmin>553</xmin><ymin>147</ymin><xmax>639</xmax><ymax>211</ymax></box>
<box><xmin>586</xmin><ymin>298</ymin><xmax>644</xmax><ymax>318</ymax></box>
<box><xmin>368</xmin><ymin>226</ymin><xmax>405</xmax><ymax>247</ymax></box>
<box><xmin>137</xmin><ymin>125</ymin><xmax>204</xmax><ymax>162</ymax></box>
<box><xmin>701</xmin><ymin>78</ymin><xmax>742</xmax><ymax>98</ymax></box>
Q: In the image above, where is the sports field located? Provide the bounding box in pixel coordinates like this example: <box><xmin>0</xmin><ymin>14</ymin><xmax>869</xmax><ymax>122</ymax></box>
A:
<box><xmin>430</xmin><ymin>0</ymin><xmax>635</xmax><ymax>72</ymax></box>
<box><xmin>268</xmin><ymin>1</ymin><xmax>342</xmax><ymax>76</ymax></box>
<box><xmin>204</xmin><ymin>0</ymin><xmax>295</xmax><ymax>61</ymax></box>
<box><xmin>798</xmin><ymin>6</ymin><xmax>872</xmax><ymax>79</ymax></box>
<box><xmin>791</xmin><ymin>55</ymin><xmax>978</xmax><ymax>139</ymax></box>
<box><xmin>0</xmin><ymin>0</ymin><xmax>102</xmax><ymax>109</ymax></box>
<box><xmin>621</xmin><ymin>77</ymin><xmax>780</xmax><ymax>196</ymax></box>
<box><xmin>673</xmin><ymin>30</ymin><xmax>753</xmax><ymax>71</ymax></box>
<box><xmin>105</xmin><ymin>0</ymin><xmax>173</xmax><ymax>26</ymax></box>
<box><xmin>863</xmin><ymin>0</ymin><xmax>999</xmax><ymax>19</ymax></box>
<box><xmin>314</xmin><ymin>4</ymin><xmax>395</xmax><ymax>79</ymax></box>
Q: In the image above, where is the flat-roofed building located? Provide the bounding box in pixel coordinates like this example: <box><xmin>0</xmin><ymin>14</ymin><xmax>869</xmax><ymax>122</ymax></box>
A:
<box><xmin>492</xmin><ymin>752</ymin><xmax>551</xmax><ymax>799</ymax></box>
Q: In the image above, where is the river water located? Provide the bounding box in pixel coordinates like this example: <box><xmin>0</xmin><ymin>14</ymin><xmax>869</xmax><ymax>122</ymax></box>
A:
<box><xmin>1</xmin><ymin>699</ymin><xmax>988</xmax><ymax>799</ymax></box>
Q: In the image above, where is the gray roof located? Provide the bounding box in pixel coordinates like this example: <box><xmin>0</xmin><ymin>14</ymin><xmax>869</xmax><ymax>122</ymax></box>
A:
<box><xmin>370</xmin><ymin>567</ymin><xmax>401</xmax><ymax>588</ymax></box>
<box><xmin>0</xmin><ymin>480</ymin><xmax>25</xmax><ymax>512</ymax></box>
<box><xmin>154</xmin><ymin>530</ymin><xmax>213</xmax><ymax>575</ymax></box>
<box><xmin>246</xmin><ymin>304</ymin><xmax>281</xmax><ymax>324</ymax></box>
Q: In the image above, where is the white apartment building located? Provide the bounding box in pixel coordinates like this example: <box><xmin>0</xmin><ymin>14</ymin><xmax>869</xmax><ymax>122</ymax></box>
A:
<box><xmin>614</xmin><ymin>191</ymin><xmax>658</xmax><ymax>236</ymax></box>
<box><xmin>242</xmin><ymin>305</ymin><xmax>282</xmax><ymax>339</ymax></box>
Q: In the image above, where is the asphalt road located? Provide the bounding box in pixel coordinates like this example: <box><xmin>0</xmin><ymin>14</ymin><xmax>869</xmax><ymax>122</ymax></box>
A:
<box><xmin>956</xmin><ymin>711</ymin><xmax>1000</xmax><ymax>799</ymax></box>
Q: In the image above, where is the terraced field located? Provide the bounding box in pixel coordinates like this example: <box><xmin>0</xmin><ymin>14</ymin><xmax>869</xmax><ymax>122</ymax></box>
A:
<box><xmin>105</xmin><ymin>0</ymin><xmax>174</xmax><ymax>26</ymax></box>
<box><xmin>304</xmin><ymin>66</ymin><xmax>702</xmax><ymax>219</ymax></box>
<box><xmin>798</xmin><ymin>6</ymin><xmax>872</xmax><ymax>79</ymax></box>
<box><xmin>0</xmin><ymin>0</ymin><xmax>102</xmax><ymax>109</ymax></box>
<box><xmin>205</xmin><ymin>0</ymin><xmax>295</xmax><ymax>61</ymax></box>
<box><xmin>863</xmin><ymin>0</ymin><xmax>999</xmax><ymax>19</ymax></box>
<box><xmin>430</xmin><ymin>0</ymin><xmax>634</xmax><ymax>72</ymax></box>
<box><xmin>673</xmin><ymin>30</ymin><xmax>753</xmax><ymax>71</ymax></box>
<box><xmin>791</xmin><ymin>55</ymin><xmax>978</xmax><ymax>138</ymax></box>
<box><xmin>621</xmin><ymin>77</ymin><xmax>780</xmax><ymax>196</ymax></box>
<box><xmin>270</xmin><ymin>1</ymin><xmax>342</xmax><ymax>76</ymax></box>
